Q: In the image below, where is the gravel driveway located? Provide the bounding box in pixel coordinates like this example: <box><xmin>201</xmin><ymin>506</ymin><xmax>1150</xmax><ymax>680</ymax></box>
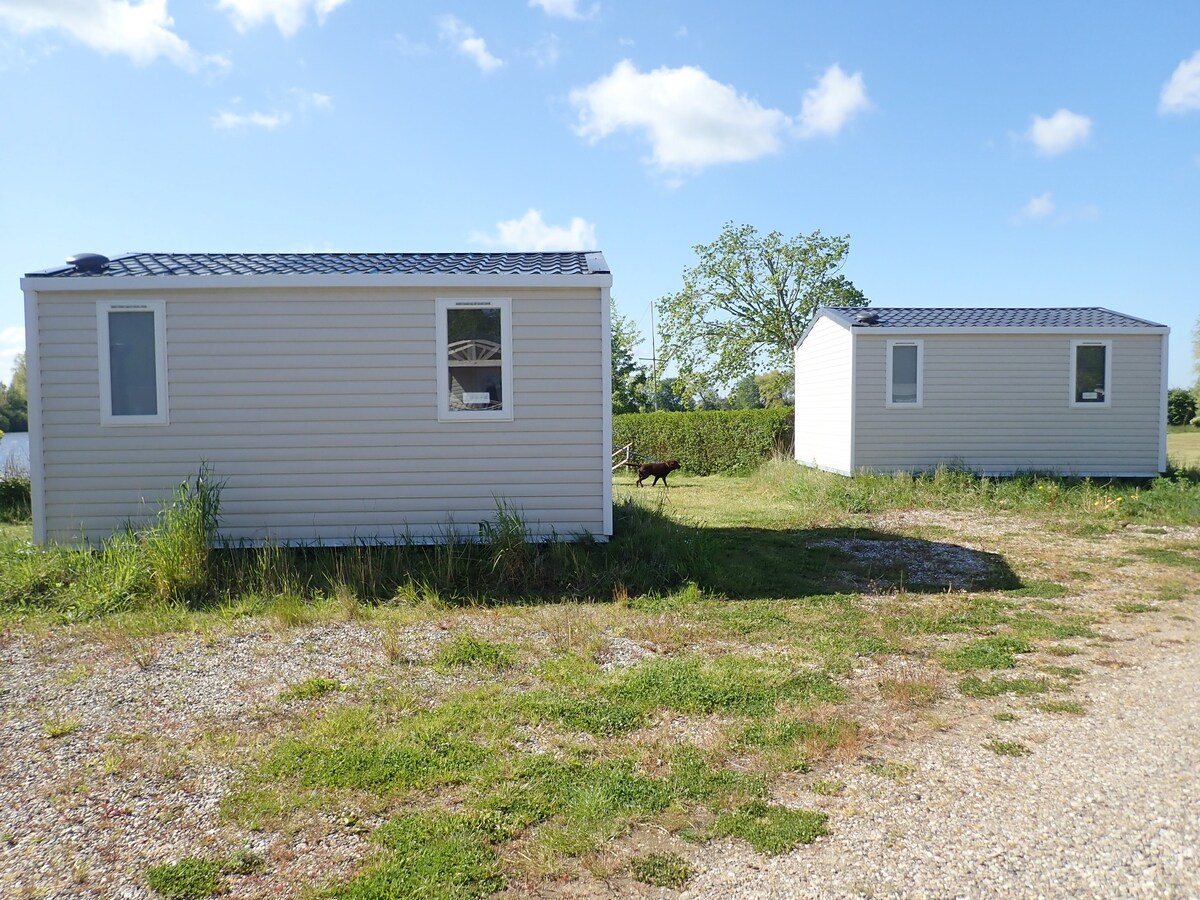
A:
<box><xmin>686</xmin><ymin>623</ymin><xmax>1200</xmax><ymax>899</ymax></box>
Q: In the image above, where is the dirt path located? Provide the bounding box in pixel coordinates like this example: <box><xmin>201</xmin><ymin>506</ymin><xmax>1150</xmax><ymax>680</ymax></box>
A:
<box><xmin>685</xmin><ymin>618</ymin><xmax>1200</xmax><ymax>899</ymax></box>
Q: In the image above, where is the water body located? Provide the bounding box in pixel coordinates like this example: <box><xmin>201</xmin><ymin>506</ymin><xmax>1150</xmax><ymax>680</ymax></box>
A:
<box><xmin>0</xmin><ymin>432</ymin><xmax>30</xmax><ymax>470</ymax></box>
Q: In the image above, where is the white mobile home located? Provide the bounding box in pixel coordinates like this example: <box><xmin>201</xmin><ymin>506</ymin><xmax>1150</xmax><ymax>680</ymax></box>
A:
<box><xmin>22</xmin><ymin>251</ymin><xmax>613</xmax><ymax>545</ymax></box>
<box><xmin>794</xmin><ymin>307</ymin><xmax>1169</xmax><ymax>477</ymax></box>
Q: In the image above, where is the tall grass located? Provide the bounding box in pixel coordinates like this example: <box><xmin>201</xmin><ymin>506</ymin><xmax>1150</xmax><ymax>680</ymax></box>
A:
<box><xmin>0</xmin><ymin>457</ymin><xmax>31</xmax><ymax>522</ymax></box>
<box><xmin>753</xmin><ymin>459</ymin><xmax>1200</xmax><ymax>526</ymax></box>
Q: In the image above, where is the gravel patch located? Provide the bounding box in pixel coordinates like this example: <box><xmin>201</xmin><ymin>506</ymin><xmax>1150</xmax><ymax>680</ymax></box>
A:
<box><xmin>683</xmin><ymin>627</ymin><xmax>1200</xmax><ymax>899</ymax></box>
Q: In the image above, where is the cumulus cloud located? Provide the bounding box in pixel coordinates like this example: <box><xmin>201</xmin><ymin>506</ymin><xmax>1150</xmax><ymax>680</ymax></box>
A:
<box><xmin>1025</xmin><ymin>109</ymin><xmax>1092</xmax><ymax>156</ymax></box>
<box><xmin>570</xmin><ymin>60</ymin><xmax>868</xmax><ymax>173</ymax></box>
<box><xmin>1017</xmin><ymin>192</ymin><xmax>1055</xmax><ymax>221</ymax></box>
<box><xmin>438</xmin><ymin>15</ymin><xmax>502</xmax><ymax>72</ymax></box>
<box><xmin>0</xmin><ymin>0</ymin><xmax>226</xmax><ymax>71</ymax></box>
<box><xmin>216</xmin><ymin>0</ymin><xmax>348</xmax><ymax>37</ymax></box>
<box><xmin>797</xmin><ymin>64</ymin><xmax>870</xmax><ymax>137</ymax></box>
<box><xmin>528</xmin><ymin>0</ymin><xmax>595</xmax><ymax>20</ymax></box>
<box><xmin>470</xmin><ymin>210</ymin><xmax>598</xmax><ymax>251</ymax></box>
<box><xmin>213</xmin><ymin>87</ymin><xmax>330</xmax><ymax>130</ymax></box>
<box><xmin>1160</xmin><ymin>49</ymin><xmax>1200</xmax><ymax>113</ymax></box>
<box><xmin>212</xmin><ymin>109</ymin><xmax>291</xmax><ymax>130</ymax></box>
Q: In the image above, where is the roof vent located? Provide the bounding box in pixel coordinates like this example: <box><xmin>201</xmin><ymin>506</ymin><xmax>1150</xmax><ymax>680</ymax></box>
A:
<box><xmin>67</xmin><ymin>253</ymin><xmax>110</xmax><ymax>274</ymax></box>
<box><xmin>854</xmin><ymin>311</ymin><xmax>880</xmax><ymax>325</ymax></box>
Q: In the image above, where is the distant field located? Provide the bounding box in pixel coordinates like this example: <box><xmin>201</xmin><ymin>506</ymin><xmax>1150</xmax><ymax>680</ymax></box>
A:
<box><xmin>1168</xmin><ymin>431</ymin><xmax>1200</xmax><ymax>467</ymax></box>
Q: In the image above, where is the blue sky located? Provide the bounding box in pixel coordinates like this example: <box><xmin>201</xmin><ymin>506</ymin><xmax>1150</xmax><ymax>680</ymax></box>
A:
<box><xmin>1</xmin><ymin>1</ymin><xmax>1198</xmax><ymax>389</ymax></box>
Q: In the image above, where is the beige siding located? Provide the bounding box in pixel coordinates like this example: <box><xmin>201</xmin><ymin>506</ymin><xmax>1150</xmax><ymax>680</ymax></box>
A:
<box><xmin>35</xmin><ymin>286</ymin><xmax>607</xmax><ymax>543</ymax></box>
<box><xmin>794</xmin><ymin>316</ymin><xmax>854</xmax><ymax>473</ymax></box>
<box><xmin>852</xmin><ymin>333</ymin><xmax>1164</xmax><ymax>475</ymax></box>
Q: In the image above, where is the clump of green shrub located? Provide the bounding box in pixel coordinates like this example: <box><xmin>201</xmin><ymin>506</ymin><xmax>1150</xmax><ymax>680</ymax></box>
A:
<box><xmin>613</xmin><ymin>408</ymin><xmax>793</xmax><ymax>475</ymax></box>
<box><xmin>1167</xmin><ymin>388</ymin><xmax>1197</xmax><ymax>426</ymax></box>
<box><xmin>0</xmin><ymin>459</ymin><xmax>30</xmax><ymax>522</ymax></box>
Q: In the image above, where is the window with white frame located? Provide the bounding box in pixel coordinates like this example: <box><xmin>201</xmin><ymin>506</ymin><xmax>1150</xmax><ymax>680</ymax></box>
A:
<box><xmin>97</xmin><ymin>300</ymin><xmax>168</xmax><ymax>425</ymax></box>
<box><xmin>436</xmin><ymin>297</ymin><xmax>513</xmax><ymax>421</ymax></box>
<box><xmin>886</xmin><ymin>339</ymin><xmax>923</xmax><ymax>407</ymax></box>
<box><xmin>1070</xmin><ymin>340</ymin><xmax>1111</xmax><ymax>407</ymax></box>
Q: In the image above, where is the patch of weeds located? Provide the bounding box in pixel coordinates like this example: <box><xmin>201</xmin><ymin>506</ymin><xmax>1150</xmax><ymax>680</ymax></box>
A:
<box><xmin>866</xmin><ymin>760</ymin><xmax>914</xmax><ymax>782</ymax></box>
<box><xmin>516</xmin><ymin>690</ymin><xmax>645</xmax><ymax>736</ymax></box>
<box><xmin>1156</xmin><ymin>582</ymin><xmax>1187</xmax><ymax>602</ymax></box>
<box><xmin>710</xmin><ymin>801</ymin><xmax>829</xmax><ymax>854</ymax></box>
<box><xmin>608</xmin><ymin>654</ymin><xmax>843</xmax><ymax>717</ymax></box>
<box><xmin>877</xmin><ymin>675</ymin><xmax>939</xmax><ymax>708</ymax></box>
<box><xmin>335</xmin><ymin>811</ymin><xmax>505</xmax><ymax>900</ymax></box>
<box><xmin>737</xmin><ymin>718</ymin><xmax>859</xmax><ymax>771</ymax></box>
<box><xmin>433</xmin><ymin>634</ymin><xmax>516</xmax><ymax>673</ymax></box>
<box><xmin>1045</xmin><ymin>644</ymin><xmax>1080</xmax><ymax>657</ymax></box>
<box><xmin>665</xmin><ymin>746</ymin><xmax>764</xmax><ymax>806</ymax></box>
<box><xmin>1037</xmin><ymin>700</ymin><xmax>1086</xmax><ymax>715</ymax></box>
<box><xmin>984</xmin><ymin>739</ymin><xmax>1032</xmax><ymax>757</ymax></box>
<box><xmin>221</xmin><ymin>849</ymin><xmax>265</xmax><ymax>876</ymax></box>
<box><xmin>992</xmin><ymin>711</ymin><xmax>1019</xmax><ymax>722</ymax></box>
<box><xmin>1131</xmin><ymin>547</ymin><xmax>1200</xmax><ymax>572</ymax></box>
<box><xmin>44</xmin><ymin>716</ymin><xmax>81</xmax><ymax>738</ymax></box>
<box><xmin>1008</xmin><ymin>612</ymin><xmax>1096</xmax><ymax>640</ymax></box>
<box><xmin>630</xmin><ymin>852</ymin><xmax>693</xmax><ymax>889</ymax></box>
<box><xmin>1114</xmin><ymin>601</ymin><xmax>1157</xmax><ymax>614</ymax></box>
<box><xmin>959</xmin><ymin>676</ymin><xmax>1053</xmax><ymax>698</ymax></box>
<box><xmin>1007</xmin><ymin>580</ymin><xmax>1068</xmax><ymax>599</ymax></box>
<box><xmin>940</xmin><ymin>636</ymin><xmax>1033</xmax><ymax>672</ymax></box>
<box><xmin>1039</xmin><ymin>665</ymin><xmax>1084</xmax><ymax>681</ymax></box>
<box><xmin>144</xmin><ymin>858</ymin><xmax>222</xmax><ymax>899</ymax></box>
<box><xmin>278</xmin><ymin>676</ymin><xmax>343</xmax><ymax>702</ymax></box>
<box><xmin>809</xmin><ymin>779</ymin><xmax>844</xmax><ymax>796</ymax></box>
<box><xmin>887</xmin><ymin>596</ymin><xmax>1012</xmax><ymax>636</ymax></box>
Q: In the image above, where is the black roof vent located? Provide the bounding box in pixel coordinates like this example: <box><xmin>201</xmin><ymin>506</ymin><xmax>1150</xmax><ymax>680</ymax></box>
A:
<box><xmin>854</xmin><ymin>310</ymin><xmax>880</xmax><ymax>325</ymax></box>
<box><xmin>67</xmin><ymin>253</ymin><xmax>110</xmax><ymax>274</ymax></box>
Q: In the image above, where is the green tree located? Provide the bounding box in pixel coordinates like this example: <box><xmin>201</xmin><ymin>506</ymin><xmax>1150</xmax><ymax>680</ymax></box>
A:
<box><xmin>611</xmin><ymin>306</ymin><xmax>649</xmax><ymax>414</ymax></box>
<box><xmin>8</xmin><ymin>353</ymin><xmax>25</xmax><ymax>402</ymax></box>
<box><xmin>754</xmin><ymin>371</ymin><xmax>793</xmax><ymax>408</ymax></box>
<box><xmin>728</xmin><ymin>374</ymin><xmax>763</xmax><ymax>409</ymax></box>
<box><xmin>656</xmin><ymin>223</ymin><xmax>868</xmax><ymax>395</ymax></box>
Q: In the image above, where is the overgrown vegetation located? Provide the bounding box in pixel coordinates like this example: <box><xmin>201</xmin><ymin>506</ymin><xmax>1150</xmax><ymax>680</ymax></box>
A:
<box><xmin>3</xmin><ymin>456</ymin><xmax>1198</xmax><ymax>896</ymax></box>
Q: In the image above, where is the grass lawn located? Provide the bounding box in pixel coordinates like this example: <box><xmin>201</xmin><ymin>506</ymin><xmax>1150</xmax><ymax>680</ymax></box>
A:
<box><xmin>1</xmin><ymin>462</ymin><xmax>1198</xmax><ymax>896</ymax></box>
<box><xmin>1168</xmin><ymin>429</ymin><xmax>1200</xmax><ymax>467</ymax></box>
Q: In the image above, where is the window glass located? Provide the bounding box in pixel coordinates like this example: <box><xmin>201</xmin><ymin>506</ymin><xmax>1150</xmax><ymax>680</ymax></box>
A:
<box><xmin>108</xmin><ymin>310</ymin><xmax>159</xmax><ymax>416</ymax></box>
<box><xmin>1074</xmin><ymin>343</ymin><xmax>1107</xmax><ymax>403</ymax></box>
<box><xmin>447</xmin><ymin>306</ymin><xmax>504</xmax><ymax>411</ymax></box>
<box><xmin>891</xmin><ymin>343</ymin><xmax>919</xmax><ymax>404</ymax></box>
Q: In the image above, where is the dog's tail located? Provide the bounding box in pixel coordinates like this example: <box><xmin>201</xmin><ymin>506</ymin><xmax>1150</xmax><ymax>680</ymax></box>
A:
<box><xmin>622</xmin><ymin>462</ymin><xmax>642</xmax><ymax>470</ymax></box>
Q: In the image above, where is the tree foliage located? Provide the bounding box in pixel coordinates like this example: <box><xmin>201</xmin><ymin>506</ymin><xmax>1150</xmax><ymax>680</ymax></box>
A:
<box><xmin>656</xmin><ymin>223</ymin><xmax>868</xmax><ymax>395</ymax></box>
<box><xmin>611</xmin><ymin>307</ymin><xmax>649</xmax><ymax>414</ymax></box>
<box><xmin>1168</xmin><ymin>388</ymin><xmax>1197</xmax><ymax>426</ymax></box>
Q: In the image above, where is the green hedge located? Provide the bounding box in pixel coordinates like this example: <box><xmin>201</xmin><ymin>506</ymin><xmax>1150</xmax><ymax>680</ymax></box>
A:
<box><xmin>613</xmin><ymin>409</ymin><xmax>794</xmax><ymax>476</ymax></box>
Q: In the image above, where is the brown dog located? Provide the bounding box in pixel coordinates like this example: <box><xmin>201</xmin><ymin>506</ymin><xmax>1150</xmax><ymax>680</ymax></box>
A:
<box><xmin>634</xmin><ymin>460</ymin><xmax>680</xmax><ymax>487</ymax></box>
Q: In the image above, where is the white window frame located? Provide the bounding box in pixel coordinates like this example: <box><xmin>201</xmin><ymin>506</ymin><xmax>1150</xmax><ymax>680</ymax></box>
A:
<box><xmin>435</xmin><ymin>297</ymin><xmax>514</xmax><ymax>422</ymax></box>
<box><xmin>1069</xmin><ymin>339</ymin><xmax>1112</xmax><ymax>408</ymax></box>
<box><xmin>885</xmin><ymin>339</ymin><xmax>923</xmax><ymax>408</ymax></box>
<box><xmin>97</xmin><ymin>300</ymin><xmax>168</xmax><ymax>426</ymax></box>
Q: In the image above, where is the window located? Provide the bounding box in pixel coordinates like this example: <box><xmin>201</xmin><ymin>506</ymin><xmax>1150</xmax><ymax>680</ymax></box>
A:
<box><xmin>1070</xmin><ymin>340</ymin><xmax>1111</xmax><ymax>407</ymax></box>
<box><xmin>886</xmin><ymin>340</ymin><xmax>923</xmax><ymax>407</ymax></box>
<box><xmin>436</xmin><ymin>297</ymin><xmax>513</xmax><ymax>421</ymax></box>
<box><xmin>97</xmin><ymin>300</ymin><xmax>168</xmax><ymax>425</ymax></box>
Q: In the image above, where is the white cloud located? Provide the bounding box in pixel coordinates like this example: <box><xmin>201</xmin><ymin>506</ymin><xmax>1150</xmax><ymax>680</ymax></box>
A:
<box><xmin>216</xmin><ymin>0</ymin><xmax>348</xmax><ymax>37</ymax></box>
<box><xmin>438</xmin><ymin>15</ymin><xmax>502</xmax><ymax>72</ymax></box>
<box><xmin>570</xmin><ymin>60</ymin><xmax>789</xmax><ymax>171</ymax></box>
<box><xmin>1026</xmin><ymin>108</ymin><xmax>1092</xmax><ymax>156</ymax></box>
<box><xmin>0</xmin><ymin>0</ymin><xmax>226</xmax><ymax>71</ymax></box>
<box><xmin>1160</xmin><ymin>49</ymin><xmax>1200</xmax><ymax>113</ymax></box>
<box><xmin>0</xmin><ymin>326</ymin><xmax>23</xmax><ymax>388</ymax></box>
<box><xmin>289</xmin><ymin>88</ymin><xmax>331</xmax><ymax>109</ymax></box>
<box><xmin>470</xmin><ymin>210</ymin><xmax>598</xmax><ymax>251</ymax></box>
<box><xmin>528</xmin><ymin>0</ymin><xmax>595</xmax><ymax>20</ymax></box>
<box><xmin>1018</xmin><ymin>192</ymin><xmax>1055</xmax><ymax>221</ymax></box>
<box><xmin>796</xmin><ymin>64</ymin><xmax>870</xmax><ymax>137</ymax></box>
<box><xmin>212</xmin><ymin>109</ymin><xmax>291</xmax><ymax>130</ymax></box>
<box><xmin>530</xmin><ymin>32</ymin><xmax>559</xmax><ymax>68</ymax></box>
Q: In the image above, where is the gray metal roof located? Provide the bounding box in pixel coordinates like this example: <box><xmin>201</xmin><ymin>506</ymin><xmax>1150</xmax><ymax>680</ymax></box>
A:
<box><xmin>26</xmin><ymin>251</ymin><xmax>609</xmax><ymax>278</ymax></box>
<box><xmin>820</xmin><ymin>306</ymin><xmax>1165</xmax><ymax>330</ymax></box>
